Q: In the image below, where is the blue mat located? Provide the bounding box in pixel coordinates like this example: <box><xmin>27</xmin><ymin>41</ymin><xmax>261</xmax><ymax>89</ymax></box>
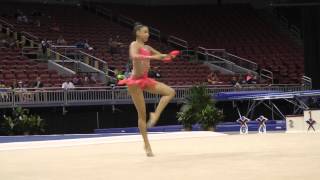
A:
<box><xmin>214</xmin><ymin>90</ymin><xmax>320</xmax><ymax>101</ymax></box>
<box><xmin>95</xmin><ymin>120</ymin><xmax>286</xmax><ymax>134</ymax></box>
<box><xmin>215</xmin><ymin>120</ymin><xmax>286</xmax><ymax>132</ymax></box>
<box><xmin>94</xmin><ymin>124</ymin><xmax>202</xmax><ymax>134</ymax></box>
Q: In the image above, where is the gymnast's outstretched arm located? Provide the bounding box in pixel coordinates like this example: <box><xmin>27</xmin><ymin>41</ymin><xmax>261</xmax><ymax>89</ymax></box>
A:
<box><xmin>129</xmin><ymin>42</ymin><xmax>168</xmax><ymax>61</ymax></box>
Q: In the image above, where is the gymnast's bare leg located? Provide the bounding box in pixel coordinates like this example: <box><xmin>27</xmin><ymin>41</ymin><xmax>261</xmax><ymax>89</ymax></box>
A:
<box><xmin>128</xmin><ymin>84</ymin><xmax>154</xmax><ymax>157</ymax></box>
<box><xmin>145</xmin><ymin>82</ymin><xmax>175</xmax><ymax>128</ymax></box>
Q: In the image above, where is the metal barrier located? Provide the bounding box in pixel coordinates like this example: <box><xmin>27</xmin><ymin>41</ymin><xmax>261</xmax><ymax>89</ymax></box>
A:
<box><xmin>207</xmin><ymin>49</ymin><xmax>257</xmax><ymax>71</ymax></box>
<box><xmin>21</xmin><ymin>31</ymin><xmax>39</xmax><ymax>42</ymax></box>
<box><xmin>50</xmin><ymin>45</ymin><xmax>79</xmax><ymax>57</ymax></box>
<box><xmin>302</xmin><ymin>76</ymin><xmax>312</xmax><ymax>89</ymax></box>
<box><xmin>198</xmin><ymin>47</ymin><xmax>258</xmax><ymax>71</ymax></box>
<box><xmin>168</xmin><ymin>36</ymin><xmax>188</xmax><ymax>49</ymax></box>
<box><xmin>224</xmin><ymin>52</ymin><xmax>258</xmax><ymax>71</ymax></box>
<box><xmin>118</xmin><ymin>15</ymin><xmax>135</xmax><ymax>27</ymax></box>
<box><xmin>0</xmin><ymin>84</ymin><xmax>310</xmax><ymax>108</ymax></box>
<box><xmin>95</xmin><ymin>6</ymin><xmax>113</xmax><ymax>19</ymax></box>
<box><xmin>0</xmin><ymin>88</ymin><xmax>13</xmax><ymax>108</ymax></box>
<box><xmin>21</xmin><ymin>47</ymin><xmax>40</xmax><ymax>57</ymax></box>
<box><xmin>207</xmin><ymin>53</ymin><xmax>237</xmax><ymax>72</ymax></box>
<box><xmin>197</xmin><ymin>47</ymin><xmax>273</xmax><ymax>83</ymax></box>
<box><xmin>78</xmin><ymin>50</ymin><xmax>112</xmax><ymax>74</ymax></box>
<box><xmin>0</xmin><ymin>18</ymin><xmax>14</xmax><ymax>28</ymax></box>
<box><xmin>48</xmin><ymin>49</ymin><xmax>76</xmax><ymax>63</ymax></box>
<box><xmin>197</xmin><ymin>47</ymin><xmax>256</xmax><ymax>74</ymax></box>
<box><xmin>260</xmin><ymin>69</ymin><xmax>274</xmax><ymax>84</ymax></box>
<box><xmin>149</xmin><ymin>27</ymin><xmax>161</xmax><ymax>41</ymax></box>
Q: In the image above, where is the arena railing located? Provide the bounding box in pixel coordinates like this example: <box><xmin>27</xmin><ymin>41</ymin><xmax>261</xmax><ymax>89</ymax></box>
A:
<box><xmin>168</xmin><ymin>36</ymin><xmax>188</xmax><ymax>50</ymax></box>
<box><xmin>46</xmin><ymin>47</ymin><xmax>106</xmax><ymax>72</ymax></box>
<box><xmin>0</xmin><ymin>84</ymin><xmax>310</xmax><ymax>108</ymax></box>
<box><xmin>47</xmin><ymin>46</ymin><xmax>116</xmax><ymax>81</ymax></box>
<box><xmin>0</xmin><ymin>20</ymin><xmax>16</xmax><ymax>39</ymax></box>
<box><xmin>0</xmin><ymin>18</ymin><xmax>13</xmax><ymax>28</ymax></box>
<box><xmin>118</xmin><ymin>15</ymin><xmax>135</xmax><ymax>27</ymax></box>
<box><xmin>78</xmin><ymin>50</ymin><xmax>113</xmax><ymax>74</ymax></box>
<box><xmin>50</xmin><ymin>45</ymin><xmax>79</xmax><ymax>57</ymax></box>
<box><xmin>48</xmin><ymin>49</ymin><xmax>77</xmax><ymax>64</ymax></box>
<box><xmin>0</xmin><ymin>17</ymin><xmax>39</xmax><ymax>48</ymax></box>
<box><xmin>302</xmin><ymin>76</ymin><xmax>312</xmax><ymax>89</ymax></box>
<box><xmin>260</xmin><ymin>69</ymin><xmax>274</xmax><ymax>84</ymax></box>
<box><xmin>197</xmin><ymin>47</ymin><xmax>274</xmax><ymax>82</ymax></box>
<box><xmin>206</xmin><ymin>53</ymin><xmax>238</xmax><ymax>72</ymax></box>
<box><xmin>20</xmin><ymin>31</ymin><xmax>40</xmax><ymax>47</ymax></box>
<box><xmin>206</xmin><ymin>49</ymin><xmax>258</xmax><ymax>71</ymax></box>
<box><xmin>95</xmin><ymin>6</ymin><xmax>113</xmax><ymax>20</ymax></box>
<box><xmin>197</xmin><ymin>47</ymin><xmax>256</xmax><ymax>74</ymax></box>
<box><xmin>149</xmin><ymin>27</ymin><xmax>161</xmax><ymax>42</ymax></box>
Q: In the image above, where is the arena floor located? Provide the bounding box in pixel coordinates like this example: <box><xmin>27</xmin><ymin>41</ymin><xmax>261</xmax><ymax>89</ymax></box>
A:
<box><xmin>0</xmin><ymin>131</ymin><xmax>320</xmax><ymax>180</ymax></box>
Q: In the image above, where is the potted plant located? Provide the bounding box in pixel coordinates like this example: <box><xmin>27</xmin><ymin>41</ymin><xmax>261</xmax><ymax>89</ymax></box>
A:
<box><xmin>1</xmin><ymin>107</ymin><xmax>45</xmax><ymax>135</ymax></box>
<box><xmin>177</xmin><ymin>85</ymin><xmax>223</xmax><ymax>131</ymax></box>
<box><xmin>199</xmin><ymin>104</ymin><xmax>223</xmax><ymax>131</ymax></box>
<box><xmin>177</xmin><ymin>104</ymin><xmax>195</xmax><ymax>130</ymax></box>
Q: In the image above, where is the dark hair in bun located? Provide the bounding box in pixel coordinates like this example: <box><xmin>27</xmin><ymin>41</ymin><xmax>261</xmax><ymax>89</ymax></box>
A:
<box><xmin>133</xmin><ymin>22</ymin><xmax>147</xmax><ymax>37</ymax></box>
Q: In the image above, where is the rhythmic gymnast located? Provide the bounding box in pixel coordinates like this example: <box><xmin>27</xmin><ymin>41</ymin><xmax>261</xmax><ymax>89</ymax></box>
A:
<box><xmin>118</xmin><ymin>22</ymin><xmax>178</xmax><ymax>157</ymax></box>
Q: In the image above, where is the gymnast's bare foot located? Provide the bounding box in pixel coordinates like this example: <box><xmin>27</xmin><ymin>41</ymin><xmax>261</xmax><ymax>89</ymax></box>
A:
<box><xmin>147</xmin><ymin>112</ymin><xmax>159</xmax><ymax>128</ymax></box>
<box><xmin>144</xmin><ymin>145</ymin><xmax>154</xmax><ymax>157</ymax></box>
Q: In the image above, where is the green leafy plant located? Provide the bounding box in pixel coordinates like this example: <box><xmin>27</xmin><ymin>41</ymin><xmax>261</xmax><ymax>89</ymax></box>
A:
<box><xmin>177</xmin><ymin>85</ymin><xmax>223</xmax><ymax>130</ymax></box>
<box><xmin>199</xmin><ymin>104</ymin><xmax>223</xmax><ymax>130</ymax></box>
<box><xmin>177</xmin><ymin>104</ymin><xmax>195</xmax><ymax>130</ymax></box>
<box><xmin>1</xmin><ymin>107</ymin><xmax>45</xmax><ymax>135</ymax></box>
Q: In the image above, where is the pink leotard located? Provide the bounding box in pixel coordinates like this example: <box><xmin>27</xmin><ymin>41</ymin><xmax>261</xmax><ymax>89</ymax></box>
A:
<box><xmin>117</xmin><ymin>48</ymin><xmax>157</xmax><ymax>89</ymax></box>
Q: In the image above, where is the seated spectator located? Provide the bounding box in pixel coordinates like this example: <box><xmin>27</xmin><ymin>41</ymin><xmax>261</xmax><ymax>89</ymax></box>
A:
<box><xmin>41</xmin><ymin>39</ymin><xmax>49</xmax><ymax>55</ymax></box>
<box><xmin>0</xmin><ymin>81</ymin><xmax>8</xmax><ymax>100</ymax></box>
<box><xmin>17</xmin><ymin>14</ymin><xmax>29</xmax><ymax>24</ymax></box>
<box><xmin>89</xmin><ymin>74</ymin><xmax>97</xmax><ymax>83</ymax></box>
<box><xmin>245</xmin><ymin>72</ymin><xmax>254</xmax><ymax>84</ymax></box>
<box><xmin>83</xmin><ymin>75</ymin><xmax>90</xmax><ymax>85</ymax></box>
<box><xmin>16</xmin><ymin>81</ymin><xmax>27</xmax><ymax>92</ymax></box>
<box><xmin>62</xmin><ymin>80</ymin><xmax>75</xmax><ymax>89</ymax></box>
<box><xmin>10</xmin><ymin>79</ymin><xmax>18</xmax><ymax>89</ymax></box>
<box><xmin>0</xmin><ymin>81</ymin><xmax>6</xmax><ymax>88</ymax></box>
<box><xmin>75</xmin><ymin>39</ymin><xmax>85</xmax><ymax>48</ymax></box>
<box><xmin>72</xmin><ymin>76</ymin><xmax>83</xmax><ymax>86</ymax></box>
<box><xmin>84</xmin><ymin>39</ymin><xmax>93</xmax><ymax>50</ymax></box>
<box><xmin>13</xmin><ymin>81</ymin><xmax>28</xmax><ymax>101</ymax></box>
<box><xmin>207</xmin><ymin>72</ymin><xmax>220</xmax><ymax>85</ymax></box>
<box><xmin>230</xmin><ymin>75</ymin><xmax>242</xmax><ymax>88</ymax></box>
<box><xmin>251</xmin><ymin>75</ymin><xmax>258</xmax><ymax>84</ymax></box>
<box><xmin>108</xmin><ymin>36</ymin><xmax>123</xmax><ymax>55</ymax></box>
<box><xmin>33</xmin><ymin>76</ymin><xmax>44</xmax><ymax>88</ymax></box>
<box><xmin>57</xmin><ymin>35</ymin><xmax>67</xmax><ymax>45</ymax></box>
<box><xmin>237</xmin><ymin>74</ymin><xmax>246</xmax><ymax>84</ymax></box>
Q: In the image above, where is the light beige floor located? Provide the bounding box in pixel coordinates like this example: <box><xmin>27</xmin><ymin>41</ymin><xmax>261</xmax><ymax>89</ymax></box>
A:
<box><xmin>1</xmin><ymin>132</ymin><xmax>320</xmax><ymax>180</ymax></box>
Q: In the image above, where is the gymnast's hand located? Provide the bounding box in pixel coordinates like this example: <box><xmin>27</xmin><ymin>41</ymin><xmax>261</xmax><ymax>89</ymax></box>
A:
<box><xmin>163</xmin><ymin>50</ymin><xmax>180</xmax><ymax>62</ymax></box>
